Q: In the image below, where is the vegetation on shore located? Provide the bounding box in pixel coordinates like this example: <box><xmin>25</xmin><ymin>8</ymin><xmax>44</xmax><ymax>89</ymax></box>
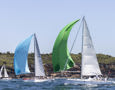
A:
<box><xmin>0</xmin><ymin>52</ymin><xmax>115</xmax><ymax>77</ymax></box>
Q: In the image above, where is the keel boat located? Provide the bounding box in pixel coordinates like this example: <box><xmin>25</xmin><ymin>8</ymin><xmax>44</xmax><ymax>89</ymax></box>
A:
<box><xmin>0</xmin><ymin>64</ymin><xmax>11</xmax><ymax>80</ymax></box>
<box><xmin>14</xmin><ymin>34</ymin><xmax>51</xmax><ymax>82</ymax></box>
<box><xmin>52</xmin><ymin>17</ymin><xmax>115</xmax><ymax>85</ymax></box>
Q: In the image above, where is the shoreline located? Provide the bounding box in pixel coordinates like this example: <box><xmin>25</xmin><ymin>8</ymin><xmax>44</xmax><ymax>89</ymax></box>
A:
<box><xmin>0</xmin><ymin>53</ymin><xmax>115</xmax><ymax>78</ymax></box>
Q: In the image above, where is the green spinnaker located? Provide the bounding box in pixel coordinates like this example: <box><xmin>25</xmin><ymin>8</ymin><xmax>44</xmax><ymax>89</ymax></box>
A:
<box><xmin>52</xmin><ymin>19</ymin><xmax>80</xmax><ymax>72</ymax></box>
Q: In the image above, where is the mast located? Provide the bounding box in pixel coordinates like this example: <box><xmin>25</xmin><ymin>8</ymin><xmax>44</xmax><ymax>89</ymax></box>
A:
<box><xmin>34</xmin><ymin>33</ymin><xmax>35</xmax><ymax>76</ymax></box>
<box><xmin>81</xmin><ymin>17</ymin><xmax>85</xmax><ymax>79</ymax></box>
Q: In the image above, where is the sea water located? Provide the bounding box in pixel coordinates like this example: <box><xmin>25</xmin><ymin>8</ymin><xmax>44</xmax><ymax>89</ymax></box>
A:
<box><xmin>0</xmin><ymin>79</ymin><xmax>115</xmax><ymax>90</ymax></box>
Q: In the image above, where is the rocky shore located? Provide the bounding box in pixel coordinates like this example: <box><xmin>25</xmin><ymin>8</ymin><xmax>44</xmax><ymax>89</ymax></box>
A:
<box><xmin>0</xmin><ymin>53</ymin><xmax>115</xmax><ymax>78</ymax></box>
<box><xmin>3</xmin><ymin>63</ymin><xmax>115</xmax><ymax>78</ymax></box>
<box><xmin>46</xmin><ymin>64</ymin><xmax>115</xmax><ymax>78</ymax></box>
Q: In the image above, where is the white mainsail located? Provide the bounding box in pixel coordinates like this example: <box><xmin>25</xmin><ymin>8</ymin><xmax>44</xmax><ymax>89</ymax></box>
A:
<box><xmin>81</xmin><ymin>17</ymin><xmax>102</xmax><ymax>78</ymax></box>
<box><xmin>34</xmin><ymin>34</ymin><xmax>45</xmax><ymax>77</ymax></box>
<box><xmin>3</xmin><ymin>65</ymin><xmax>9</xmax><ymax>77</ymax></box>
<box><xmin>0</xmin><ymin>65</ymin><xmax>9</xmax><ymax>78</ymax></box>
<box><xmin>0</xmin><ymin>65</ymin><xmax>4</xmax><ymax>78</ymax></box>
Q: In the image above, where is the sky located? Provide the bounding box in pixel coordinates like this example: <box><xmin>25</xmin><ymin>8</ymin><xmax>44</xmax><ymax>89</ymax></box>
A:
<box><xmin>0</xmin><ymin>0</ymin><xmax>115</xmax><ymax>56</ymax></box>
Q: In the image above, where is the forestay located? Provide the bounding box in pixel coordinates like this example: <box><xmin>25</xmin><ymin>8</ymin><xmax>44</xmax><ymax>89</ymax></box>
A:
<box><xmin>81</xmin><ymin>17</ymin><xmax>102</xmax><ymax>77</ymax></box>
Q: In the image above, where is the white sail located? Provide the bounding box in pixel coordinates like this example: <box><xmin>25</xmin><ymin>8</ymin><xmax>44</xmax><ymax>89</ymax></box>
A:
<box><xmin>0</xmin><ymin>71</ymin><xmax>2</xmax><ymax>78</ymax></box>
<box><xmin>81</xmin><ymin>17</ymin><xmax>102</xmax><ymax>77</ymax></box>
<box><xmin>34</xmin><ymin>34</ymin><xmax>45</xmax><ymax>77</ymax></box>
<box><xmin>3</xmin><ymin>65</ymin><xmax>9</xmax><ymax>77</ymax></box>
<box><xmin>0</xmin><ymin>65</ymin><xmax>4</xmax><ymax>78</ymax></box>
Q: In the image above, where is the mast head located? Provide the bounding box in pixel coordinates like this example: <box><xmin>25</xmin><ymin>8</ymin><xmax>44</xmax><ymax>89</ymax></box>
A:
<box><xmin>34</xmin><ymin>33</ymin><xmax>36</xmax><ymax>36</ymax></box>
<box><xmin>82</xmin><ymin>16</ymin><xmax>85</xmax><ymax>21</ymax></box>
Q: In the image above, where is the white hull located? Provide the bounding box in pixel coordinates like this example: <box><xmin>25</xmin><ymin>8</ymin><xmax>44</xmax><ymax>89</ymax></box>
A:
<box><xmin>34</xmin><ymin>79</ymin><xmax>52</xmax><ymax>82</ymax></box>
<box><xmin>0</xmin><ymin>78</ymin><xmax>12</xmax><ymax>81</ymax></box>
<box><xmin>65</xmin><ymin>78</ymin><xmax>115</xmax><ymax>85</ymax></box>
<box><xmin>23</xmin><ymin>78</ymin><xmax>53</xmax><ymax>82</ymax></box>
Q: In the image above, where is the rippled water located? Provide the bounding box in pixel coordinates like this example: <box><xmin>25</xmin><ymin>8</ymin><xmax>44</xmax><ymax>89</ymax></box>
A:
<box><xmin>0</xmin><ymin>79</ymin><xmax>115</xmax><ymax>90</ymax></box>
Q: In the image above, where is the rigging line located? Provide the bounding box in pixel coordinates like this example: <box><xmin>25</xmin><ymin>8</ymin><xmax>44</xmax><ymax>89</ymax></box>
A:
<box><xmin>70</xmin><ymin>19</ymin><xmax>83</xmax><ymax>53</ymax></box>
<box><xmin>63</xmin><ymin>18</ymin><xmax>83</xmax><ymax>71</ymax></box>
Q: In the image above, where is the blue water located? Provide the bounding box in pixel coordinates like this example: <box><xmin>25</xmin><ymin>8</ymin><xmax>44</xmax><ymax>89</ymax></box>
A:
<box><xmin>0</xmin><ymin>79</ymin><xmax>115</xmax><ymax>90</ymax></box>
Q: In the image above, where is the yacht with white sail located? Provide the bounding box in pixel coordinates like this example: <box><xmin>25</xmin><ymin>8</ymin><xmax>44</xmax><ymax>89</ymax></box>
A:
<box><xmin>52</xmin><ymin>17</ymin><xmax>115</xmax><ymax>84</ymax></box>
<box><xmin>67</xmin><ymin>17</ymin><xmax>115</xmax><ymax>84</ymax></box>
<box><xmin>0</xmin><ymin>63</ymin><xmax>11</xmax><ymax>80</ymax></box>
<box><xmin>14</xmin><ymin>34</ymin><xmax>51</xmax><ymax>82</ymax></box>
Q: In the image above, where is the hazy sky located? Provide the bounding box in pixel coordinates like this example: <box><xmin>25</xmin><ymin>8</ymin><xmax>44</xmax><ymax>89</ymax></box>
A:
<box><xmin>0</xmin><ymin>0</ymin><xmax>115</xmax><ymax>56</ymax></box>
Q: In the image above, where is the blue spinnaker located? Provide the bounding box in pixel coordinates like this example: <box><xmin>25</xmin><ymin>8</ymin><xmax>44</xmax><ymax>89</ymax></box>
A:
<box><xmin>14</xmin><ymin>35</ymin><xmax>33</xmax><ymax>75</ymax></box>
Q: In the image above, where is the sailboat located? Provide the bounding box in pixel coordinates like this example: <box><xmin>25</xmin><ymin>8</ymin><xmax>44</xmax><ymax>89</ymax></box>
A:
<box><xmin>52</xmin><ymin>17</ymin><xmax>115</xmax><ymax>84</ymax></box>
<box><xmin>0</xmin><ymin>64</ymin><xmax>11</xmax><ymax>80</ymax></box>
<box><xmin>14</xmin><ymin>34</ymin><xmax>49</xmax><ymax>82</ymax></box>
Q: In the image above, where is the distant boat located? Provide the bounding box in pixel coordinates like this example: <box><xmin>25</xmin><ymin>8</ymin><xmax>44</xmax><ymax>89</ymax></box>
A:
<box><xmin>0</xmin><ymin>64</ymin><xmax>11</xmax><ymax>80</ymax></box>
<box><xmin>14</xmin><ymin>34</ymin><xmax>49</xmax><ymax>82</ymax></box>
<box><xmin>52</xmin><ymin>17</ymin><xmax>115</xmax><ymax>84</ymax></box>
